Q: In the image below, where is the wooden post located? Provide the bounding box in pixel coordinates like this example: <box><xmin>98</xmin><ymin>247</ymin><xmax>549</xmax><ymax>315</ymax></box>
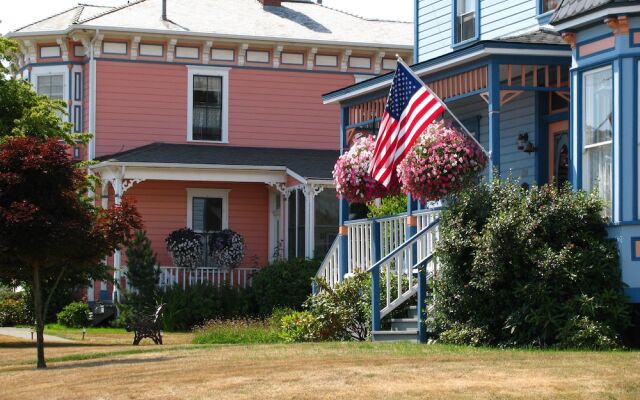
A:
<box><xmin>417</xmin><ymin>264</ymin><xmax>427</xmax><ymax>344</ymax></box>
<box><xmin>488</xmin><ymin>61</ymin><xmax>501</xmax><ymax>179</ymax></box>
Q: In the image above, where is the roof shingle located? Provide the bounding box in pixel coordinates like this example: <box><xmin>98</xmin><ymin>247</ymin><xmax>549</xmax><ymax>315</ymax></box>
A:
<box><xmin>96</xmin><ymin>142</ymin><xmax>338</xmax><ymax>180</ymax></box>
<box><xmin>551</xmin><ymin>0</ymin><xmax>639</xmax><ymax>24</ymax></box>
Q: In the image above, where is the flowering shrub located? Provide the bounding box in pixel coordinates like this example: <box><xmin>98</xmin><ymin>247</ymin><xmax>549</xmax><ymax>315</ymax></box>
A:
<box><xmin>333</xmin><ymin>136</ymin><xmax>399</xmax><ymax>203</ymax></box>
<box><xmin>208</xmin><ymin>229</ymin><xmax>245</xmax><ymax>270</ymax></box>
<box><xmin>397</xmin><ymin>121</ymin><xmax>488</xmax><ymax>202</ymax></box>
<box><xmin>166</xmin><ymin>228</ymin><xmax>203</xmax><ymax>269</ymax></box>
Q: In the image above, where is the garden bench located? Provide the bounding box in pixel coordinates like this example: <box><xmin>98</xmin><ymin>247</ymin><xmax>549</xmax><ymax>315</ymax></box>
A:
<box><xmin>127</xmin><ymin>304</ymin><xmax>166</xmax><ymax>345</ymax></box>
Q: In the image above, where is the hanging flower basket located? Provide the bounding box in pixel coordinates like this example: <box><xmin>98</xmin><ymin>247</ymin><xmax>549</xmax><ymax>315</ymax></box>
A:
<box><xmin>397</xmin><ymin>121</ymin><xmax>488</xmax><ymax>203</ymax></box>
<box><xmin>333</xmin><ymin>136</ymin><xmax>400</xmax><ymax>204</ymax></box>
<box><xmin>166</xmin><ymin>228</ymin><xmax>203</xmax><ymax>270</ymax></box>
<box><xmin>208</xmin><ymin>229</ymin><xmax>245</xmax><ymax>270</ymax></box>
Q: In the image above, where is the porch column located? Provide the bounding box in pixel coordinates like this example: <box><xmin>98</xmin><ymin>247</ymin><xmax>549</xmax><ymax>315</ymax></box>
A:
<box><xmin>112</xmin><ymin>176</ymin><xmax>123</xmax><ymax>303</ymax></box>
<box><xmin>338</xmin><ymin>105</ymin><xmax>350</xmax><ymax>280</ymax></box>
<box><xmin>302</xmin><ymin>184</ymin><xmax>325</xmax><ymax>259</ymax></box>
<box><xmin>281</xmin><ymin>191</ymin><xmax>290</xmax><ymax>260</ymax></box>
<box><xmin>488</xmin><ymin>62</ymin><xmax>501</xmax><ymax>179</ymax></box>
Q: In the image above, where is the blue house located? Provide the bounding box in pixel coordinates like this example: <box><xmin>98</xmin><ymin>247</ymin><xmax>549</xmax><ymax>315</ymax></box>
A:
<box><xmin>319</xmin><ymin>0</ymin><xmax>640</xmax><ymax>341</ymax></box>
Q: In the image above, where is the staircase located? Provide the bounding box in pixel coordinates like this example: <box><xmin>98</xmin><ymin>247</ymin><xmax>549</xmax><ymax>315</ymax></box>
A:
<box><xmin>315</xmin><ymin>209</ymin><xmax>440</xmax><ymax>343</ymax></box>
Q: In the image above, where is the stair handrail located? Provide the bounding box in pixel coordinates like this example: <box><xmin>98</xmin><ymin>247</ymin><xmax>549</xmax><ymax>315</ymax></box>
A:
<box><xmin>366</xmin><ymin>218</ymin><xmax>440</xmax><ymax>273</ymax></box>
<box><xmin>312</xmin><ymin>236</ymin><xmax>341</xmax><ymax>294</ymax></box>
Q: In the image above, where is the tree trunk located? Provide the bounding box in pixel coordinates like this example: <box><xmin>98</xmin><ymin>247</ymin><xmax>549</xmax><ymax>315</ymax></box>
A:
<box><xmin>32</xmin><ymin>265</ymin><xmax>47</xmax><ymax>369</ymax></box>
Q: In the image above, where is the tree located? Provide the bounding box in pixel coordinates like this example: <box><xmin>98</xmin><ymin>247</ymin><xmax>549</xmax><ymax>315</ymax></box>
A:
<box><xmin>124</xmin><ymin>231</ymin><xmax>160</xmax><ymax>313</ymax></box>
<box><xmin>0</xmin><ymin>137</ymin><xmax>141</xmax><ymax>368</ymax></box>
<box><xmin>0</xmin><ymin>37</ymin><xmax>84</xmax><ymax>144</ymax></box>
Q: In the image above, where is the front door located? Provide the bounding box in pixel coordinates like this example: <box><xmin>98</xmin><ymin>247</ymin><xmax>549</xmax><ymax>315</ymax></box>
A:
<box><xmin>548</xmin><ymin>120</ymin><xmax>569</xmax><ymax>187</ymax></box>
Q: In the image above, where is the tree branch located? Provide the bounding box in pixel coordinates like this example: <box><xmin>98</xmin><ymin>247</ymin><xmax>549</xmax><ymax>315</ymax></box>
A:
<box><xmin>43</xmin><ymin>266</ymin><xmax>66</xmax><ymax>321</ymax></box>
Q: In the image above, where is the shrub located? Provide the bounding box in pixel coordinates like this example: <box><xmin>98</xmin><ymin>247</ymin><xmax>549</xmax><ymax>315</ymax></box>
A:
<box><xmin>367</xmin><ymin>194</ymin><xmax>407</xmax><ymax>218</ymax></box>
<box><xmin>304</xmin><ymin>272</ymin><xmax>371</xmax><ymax>341</ymax></box>
<box><xmin>438</xmin><ymin>325</ymin><xmax>491</xmax><ymax>347</ymax></box>
<box><xmin>279</xmin><ymin>311</ymin><xmax>319</xmax><ymax>343</ymax></box>
<box><xmin>124</xmin><ymin>230</ymin><xmax>160</xmax><ymax>313</ymax></box>
<box><xmin>56</xmin><ymin>301</ymin><xmax>91</xmax><ymax>328</ymax></box>
<box><xmin>23</xmin><ymin>285</ymin><xmax>76</xmax><ymax>324</ymax></box>
<box><xmin>0</xmin><ymin>292</ymin><xmax>30</xmax><ymax>326</ymax></box>
<box><xmin>160</xmin><ymin>283</ymin><xmax>257</xmax><ymax>331</ymax></box>
<box><xmin>432</xmin><ymin>178</ymin><xmax>631</xmax><ymax>349</ymax></box>
<box><xmin>193</xmin><ymin>318</ymin><xmax>281</xmax><ymax>344</ymax></box>
<box><xmin>252</xmin><ymin>258</ymin><xmax>319</xmax><ymax>316</ymax></box>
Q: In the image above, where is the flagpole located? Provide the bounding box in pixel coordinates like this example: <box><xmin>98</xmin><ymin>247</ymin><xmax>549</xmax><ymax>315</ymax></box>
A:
<box><xmin>396</xmin><ymin>57</ymin><xmax>491</xmax><ymax>158</ymax></box>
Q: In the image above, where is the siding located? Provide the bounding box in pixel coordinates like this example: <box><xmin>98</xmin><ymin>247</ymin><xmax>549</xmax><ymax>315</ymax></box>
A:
<box><xmin>448</xmin><ymin>92</ymin><xmax>537</xmax><ymax>185</ymax></box>
<box><xmin>417</xmin><ymin>0</ymin><xmax>540</xmax><ymax>63</ymax></box>
<box><xmin>123</xmin><ymin>180</ymin><xmax>270</xmax><ymax>268</ymax></box>
<box><xmin>94</xmin><ymin>60</ymin><xmax>353</xmax><ymax>156</ymax></box>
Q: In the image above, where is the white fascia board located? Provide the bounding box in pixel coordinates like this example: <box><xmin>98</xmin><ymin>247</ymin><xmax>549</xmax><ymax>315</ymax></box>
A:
<box><xmin>285</xmin><ymin>168</ymin><xmax>308</xmax><ymax>185</ymax></box>
<box><xmin>307</xmin><ymin>179</ymin><xmax>335</xmax><ymax>186</ymax></box>
<box><xmin>7</xmin><ymin>26</ymin><xmax>413</xmax><ymax>51</ymax></box>
<box><xmin>552</xmin><ymin>5</ymin><xmax>640</xmax><ymax>31</ymax></box>
<box><xmin>323</xmin><ymin>47</ymin><xmax>572</xmax><ymax>105</ymax></box>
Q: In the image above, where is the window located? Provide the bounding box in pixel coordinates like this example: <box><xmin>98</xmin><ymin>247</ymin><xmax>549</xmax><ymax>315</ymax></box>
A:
<box><xmin>540</xmin><ymin>0</ymin><xmax>559</xmax><ymax>14</ymax></box>
<box><xmin>582</xmin><ymin>66</ymin><xmax>613</xmax><ymax>217</ymax></box>
<box><xmin>187</xmin><ymin>66</ymin><xmax>229</xmax><ymax>142</ymax></box>
<box><xmin>193</xmin><ymin>76</ymin><xmax>222</xmax><ymax>141</ymax></box>
<box><xmin>37</xmin><ymin>75</ymin><xmax>64</xmax><ymax>99</ymax></box>
<box><xmin>187</xmin><ymin>189</ymin><xmax>229</xmax><ymax>232</ymax></box>
<box><xmin>454</xmin><ymin>0</ymin><xmax>477</xmax><ymax>44</ymax></box>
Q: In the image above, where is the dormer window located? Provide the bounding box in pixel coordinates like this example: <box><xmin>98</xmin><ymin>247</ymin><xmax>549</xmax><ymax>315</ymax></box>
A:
<box><xmin>454</xmin><ymin>0</ymin><xmax>477</xmax><ymax>44</ymax></box>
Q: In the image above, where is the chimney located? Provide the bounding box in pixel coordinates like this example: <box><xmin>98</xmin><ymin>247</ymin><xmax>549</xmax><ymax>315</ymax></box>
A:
<box><xmin>258</xmin><ymin>0</ymin><xmax>281</xmax><ymax>6</ymax></box>
<box><xmin>162</xmin><ymin>0</ymin><xmax>167</xmax><ymax>20</ymax></box>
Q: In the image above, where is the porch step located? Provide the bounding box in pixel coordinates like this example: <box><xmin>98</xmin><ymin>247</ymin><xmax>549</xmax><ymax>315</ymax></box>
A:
<box><xmin>372</xmin><ymin>330</ymin><xmax>419</xmax><ymax>342</ymax></box>
<box><xmin>407</xmin><ymin>306</ymin><xmax>417</xmax><ymax>319</ymax></box>
<box><xmin>390</xmin><ymin>318</ymin><xmax>419</xmax><ymax>331</ymax></box>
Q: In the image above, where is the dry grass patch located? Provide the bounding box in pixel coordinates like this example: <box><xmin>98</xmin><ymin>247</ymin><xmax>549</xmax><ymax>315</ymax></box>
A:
<box><xmin>0</xmin><ymin>339</ymin><xmax>638</xmax><ymax>399</ymax></box>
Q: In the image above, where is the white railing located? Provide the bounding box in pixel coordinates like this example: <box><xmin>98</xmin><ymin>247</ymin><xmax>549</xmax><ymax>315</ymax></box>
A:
<box><xmin>415</xmin><ymin>209</ymin><xmax>441</xmax><ymax>275</ymax></box>
<box><xmin>346</xmin><ymin>219</ymin><xmax>373</xmax><ymax>273</ymax></box>
<box><xmin>157</xmin><ymin>267</ymin><xmax>258</xmax><ymax>290</ymax></box>
<box><xmin>378</xmin><ymin>214</ymin><xmax>407</xmax><ymax>258</ymax></box>
<box><xmin>315</xmin><ymin>237</ymin><xmax>341</xmax><ymax>290</ymax></box>
<box><xmin>370</xmin><ymin>219</ymin><xmax>440</xmax><ymax>319</ymax></box>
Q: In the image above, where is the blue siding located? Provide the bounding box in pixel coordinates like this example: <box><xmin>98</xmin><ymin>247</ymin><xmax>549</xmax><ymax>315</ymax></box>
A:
<box><xmin>417</xmin><ymin>0</ymin><xmax>540</xmax><ymax>63</ymax></box>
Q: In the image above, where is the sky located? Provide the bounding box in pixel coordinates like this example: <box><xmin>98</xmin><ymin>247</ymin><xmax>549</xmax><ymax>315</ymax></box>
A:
<box><xmin>0</xmin><ymin>0</ymin><xmax>414</xmax><ymax>35</ymax></box>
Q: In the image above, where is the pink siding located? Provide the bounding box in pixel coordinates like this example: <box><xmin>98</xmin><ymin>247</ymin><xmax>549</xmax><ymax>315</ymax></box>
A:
<box><xmin>123</xmin><ymin>180</ymin><xmax>270</xmax><ymax>268</ymax></box>
<box><xmin>578</xmin><ymin>36</ymin><xmax>615</xmax><ymax>58</ymax></box>
<box><xmin>94</xmin><ymin>60</ymin><xmax>353</xmax><ymax>156</ymax></box>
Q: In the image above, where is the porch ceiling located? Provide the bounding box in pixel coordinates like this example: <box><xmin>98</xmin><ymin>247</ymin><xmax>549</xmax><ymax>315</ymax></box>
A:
<box><xmin>92</xmin><ymin>142</ymin><xmax>338</xmax><ymax>183</ymax></box>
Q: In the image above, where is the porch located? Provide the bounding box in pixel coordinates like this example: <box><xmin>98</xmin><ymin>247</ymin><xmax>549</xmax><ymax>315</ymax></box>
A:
<box><xmin>319</xmin><ymin>32</ymin><xmax>573</xmax><ymax>342</ymax></box>
<box><xmin>90</xmin><ymin>142</ymin><xmax>340</xmax><ymax>302</ymax></box>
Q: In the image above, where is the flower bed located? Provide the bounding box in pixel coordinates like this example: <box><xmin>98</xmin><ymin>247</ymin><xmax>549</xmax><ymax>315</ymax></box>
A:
<box><xmin>397</xmin><ymin>121</ymin><xmax>487</xmax><ymax>202</ymax></box>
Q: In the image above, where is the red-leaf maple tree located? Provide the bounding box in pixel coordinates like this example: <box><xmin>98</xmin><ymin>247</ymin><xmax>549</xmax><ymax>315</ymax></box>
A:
<box><xmin>0</xmin><ymin>137</ymin><xmax>141</xmax><ymax>368</ymax></box>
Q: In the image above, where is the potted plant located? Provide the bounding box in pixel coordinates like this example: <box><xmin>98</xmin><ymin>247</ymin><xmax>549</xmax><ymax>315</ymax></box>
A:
<box><xmin>165</xmin><ymin>228</ymin><xmax>203</xmax><ymax>269</ymax></box>
<box><xmin>208</xmin><ymin>229</ymin><xmax>245</xmax><ymax>270</ymax></box>
<box><xmin>397</xmin><ymin>121</ymin><xmax>488</xmax><ymax>203</ymax></box>
<box><xmin>333</xmin><ymin>136</ymin><xmax>400</xmax><ymax>204</ymax></box>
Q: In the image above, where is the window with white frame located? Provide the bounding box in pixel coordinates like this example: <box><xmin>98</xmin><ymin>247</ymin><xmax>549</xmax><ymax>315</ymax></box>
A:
<box><xmin>455</xmin><ymin>0</ymin><xmax>476</xmax><ymax>43</ymax></box>
<box><xmin>187</xmin><ymin>66</ymin><xmax>229</xmax><ymax>142</ymax></box>
<box><xmin>582</xmin><ymin>66</ymin><xmax>613</xmax><ymax>217</ymax></box>
<box><xmin>37</xmin><ymin>74</ymin><xmax>64</xmax><ymax>99</ymax></box>
<box><xmin>187</xmin><ymin>189</ymin><xmax>229</xmax><ymax>232</ymax></box>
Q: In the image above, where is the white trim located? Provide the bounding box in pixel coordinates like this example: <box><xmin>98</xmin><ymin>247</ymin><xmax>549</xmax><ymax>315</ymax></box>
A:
<box><xmin>246</xmin><ymin>50</ymin><xmax>270</xmax><ymax>63</ymax></box>
<box><xmin>176</xmin><ymin>46</ymin><xmax>200</xmax><ymax>59</ymax></box>
<box><xmin>187</xmin><ymin>65</ymin><xmax>230</xmax><ymax>143</ymax></box>
<box><xmin>139</xmin><ymin>43</ymin><xmax>163</xmax><ymax>57</ymax></box>
<box><xmin>96</xmin><ymin>165</ymin><xmax>286</xmax><ymax>184</ymax></box>
<box><xmin>316</xmin><ymin>54</ymin><xmax>338</xmax><ymax>67</ymax></box>
<box><xmin>212</xmin><ymin>48</ymin><xmax>234</xmax><ymax>61</ymax></box>
<box><xmin>39</xmin><ymin>45</ymin><xmax>61</xmax><ymax>58</ymax></box>
<box><xmin>30</xmin><ymin>65</ymin><xmax>69</xmax><ymax>121</ymax></box>
<box><xmin>323</xmin><ymin>47</ymin><xmax>572</xmax><ymax>104</ymax></box>
<box><xmin>103</xmin><ymin>41</ymin><xmax>127</xmax><ymax>55</ymax></box>
<box><xmin>281</xmin><ymin>52</ymin><xmax>304</xmax><ymax>65</ymax></box>
<box><xmin>187</xmin><ymin>188</ymin><xmax>230</xmax><ymax>231</ymax></box>
<box><xmin>349</xmin><ymin>56</ymin><xmax>371</xmax><ymax>69</ymax></box>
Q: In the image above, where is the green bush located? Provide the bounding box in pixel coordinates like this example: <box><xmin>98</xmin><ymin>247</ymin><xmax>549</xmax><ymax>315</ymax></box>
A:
<box><xmin>160</xmin><ymin>283</ymin><xmax>257</xmax><ymax>331</ymax></box>
<box><xmin>367</xmin><ymin>194</ymin><xmax>407</xmax><ymax>218</ymax></box>
<box><xmin>0</xmin><ymin>291</ymin><xmax>30</xmax><ymax>326</ymax></box>
<box><xmin>56</xmin><ymin>301</ymin><xmax>91</xmax><ymax>328</ymax></box>
<box><xmin>192</xmin><ymin>319</ymin><xmax>281</xmax><ymax>344</ymax></box>
<box><xmin>252</xmin><ymin>258</ymin><xmax>320</xmax><ymax>316</ymax></box>
<box><xmin>124</xmin><ymin>230</ymin><xmax>160</xmax><ymax>313</ymax></box>
<box><xmin>279</xmin><ymin>311</ymin><xmax>319</xmax><ymax>343</ymax></box>
<box><xmin>433</xmin><ymin>178</ymin><xmax>631</xmax><ymax>349</ymax></box>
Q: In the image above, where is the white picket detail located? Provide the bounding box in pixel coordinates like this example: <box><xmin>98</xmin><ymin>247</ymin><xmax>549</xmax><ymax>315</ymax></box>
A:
<box><xmin>415</xmin><ymin>209</ymin><xmax>441</xmax><ymax>277</ymax></box>
<box><xmin>157</xmin><ymin>267</ymin><xmax>258</xmax><ymax>290</ymax></box>
<box><xmin>315</xmin><ymin>237</ymin><xmax>341</xmax><ymax>289</ymax></box>
<box><xmin>346</xmin><ymin>220</ymin><xmax>373</xmax><ymax>273</ymax></box>
<box><xmin>378</xmin><ymin>214</ymin><xmax>407</xmax><ymax>258</ymax></box>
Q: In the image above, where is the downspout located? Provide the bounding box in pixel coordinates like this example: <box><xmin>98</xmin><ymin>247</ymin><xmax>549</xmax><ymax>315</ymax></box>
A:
<box><xmin>88</xmin><ymin>29</ymin><xmax>99</xmax><ymax>161</ymax></box>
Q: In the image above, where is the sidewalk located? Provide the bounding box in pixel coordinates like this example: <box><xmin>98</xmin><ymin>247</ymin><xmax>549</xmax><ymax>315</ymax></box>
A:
<box><xmin>0</xmin><ymin>327</ymin><xmax>73</xmax><ymax>343</ymax></box>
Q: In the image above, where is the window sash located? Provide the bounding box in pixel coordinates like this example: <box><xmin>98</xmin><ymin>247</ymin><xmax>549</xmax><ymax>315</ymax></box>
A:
<box><xmin>192</xmin><ymin>75</ymin><xmax>223</xmax><ymax>141</ymax></box>
<box><xmin>541</xmin><ymin>0</ymin><xmax>559</xmax><ymax>13</ymax></box>
<box><xmin>192</xmin><ymin>197</ymin><xmax>224</xmax><ymax>232</ymax></box>
<box><xmin>37</xmin><ymin>75</ymin><xmax>64</xmax><ymax>100</ymax></box>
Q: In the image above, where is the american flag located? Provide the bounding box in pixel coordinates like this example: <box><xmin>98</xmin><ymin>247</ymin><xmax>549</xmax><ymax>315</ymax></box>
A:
<box><xmin>369</xmin><ymin>61</ymin><xmax>445</xmax><ymax>187</ymax></box>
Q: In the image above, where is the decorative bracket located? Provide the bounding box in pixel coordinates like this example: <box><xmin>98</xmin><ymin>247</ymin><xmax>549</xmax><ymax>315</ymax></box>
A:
<box><xmin>122</xmin><ymin>178</ymin><xmax>146</xmax><ymax>193</ymax></box>
<box><xmin>166</xmin><ymin>38</ymin><xmax>178</xmax><ymax>62</ymax></box>
<box><xmin>561</xmin><ymin>32</ymin><xmax>577</xmax><ymax>49</ymax></box>
<box><xmin>203</xmin><ymin>41</ymin><xmax>213</xmax><ymax>63</ymax></box>
<box><xmin>267</xmin><ymin>182</ymin><xmax>293</xmax><ymax>199</ymax></box>
<box><xmin>273</xmin><ymin>45</ymin><xmax>284</xmax><ymax>68</ymax></box>
<box><xmin>341</xmin><ymin>49</ymin><xmax>352</xmax><ymax>72</ymax></box>
<box><xmin>131</xmin><ymin>36</ymin><xmax>141</xmax><ymax>60</ymax></box>
<box><xmin>56</xmin><ymin>38</ymin><xmax>69</xmax><ymax>61</ymax></box>
<box><xmin>374</xmin><ymin>51</ymin><xmax>385</xmax><ymax>74</ymax></box>
<box><xmin>238</xmin><ymin>43</ymin><xmax>249</xmax><ymax>66</ymax></box>
<box><xmin>307</xmin><ymin>47</ymin><xmax>317</xmax><ymax>70</ymax></box>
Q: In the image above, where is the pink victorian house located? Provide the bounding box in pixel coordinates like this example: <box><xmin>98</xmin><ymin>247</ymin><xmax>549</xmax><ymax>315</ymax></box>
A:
<box><xmin>7</xmin><ymin>0</ymin><xmax>411</xmax><ymax>303</ymax></box>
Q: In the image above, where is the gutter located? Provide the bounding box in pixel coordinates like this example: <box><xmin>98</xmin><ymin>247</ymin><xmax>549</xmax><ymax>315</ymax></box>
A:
<box><xmin>88</xmin><ymin>29</ymin><xmax>99</xmax><ymax>161</ymax></box>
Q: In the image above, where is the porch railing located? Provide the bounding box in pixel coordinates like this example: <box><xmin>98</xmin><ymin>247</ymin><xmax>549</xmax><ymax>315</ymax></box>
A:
<box><xmin>157</xmin><ymin>266</ymin><xmax>258</xmax><ymax>290</ymax></box>
<box><xmin>314</xmin><ymin>238</ymin><xmax>341</xmax><ymax>292</ymax></box>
